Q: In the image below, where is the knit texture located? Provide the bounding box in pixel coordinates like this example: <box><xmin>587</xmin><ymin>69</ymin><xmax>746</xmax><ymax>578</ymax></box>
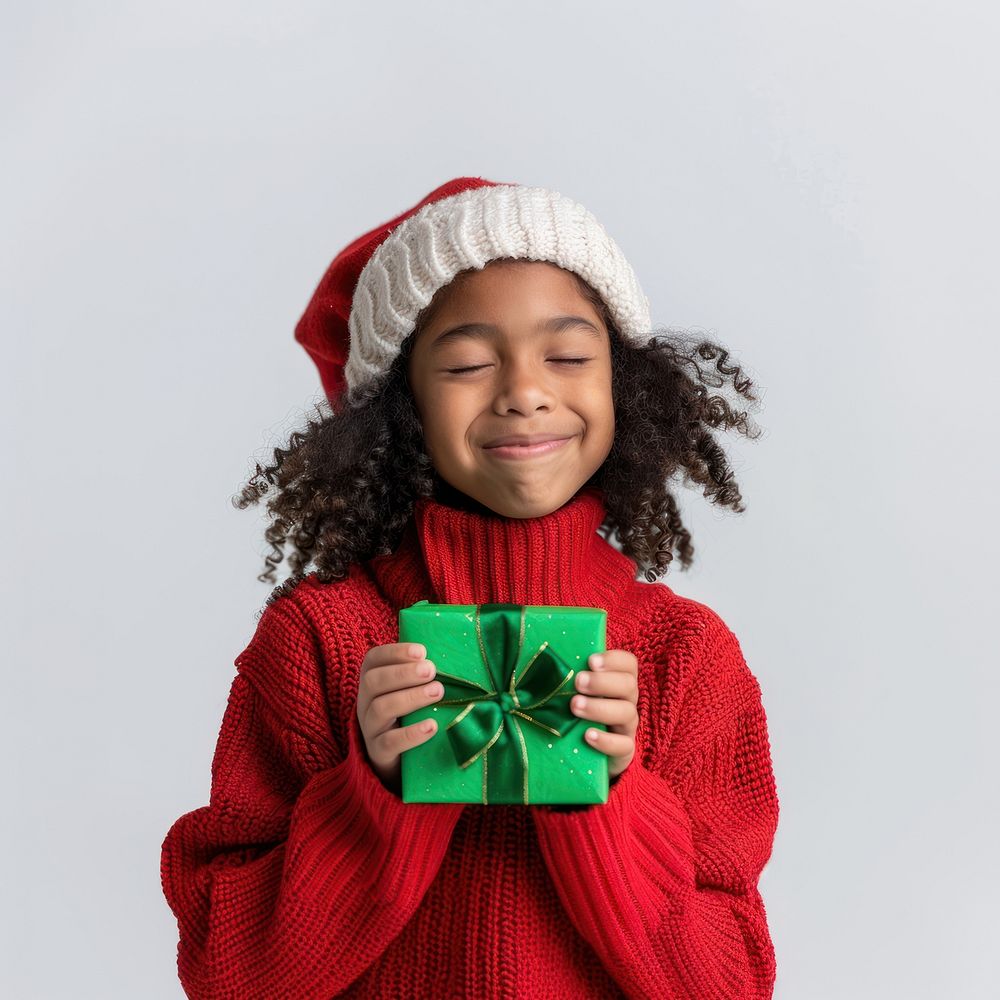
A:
<box><xmin>160</xmin><ymin>487</ymin><xmax>780</xmax><ymax>999</ymax></box>
<box><xmin>343</xmin><ymin>182</ymin><xmax>653</xmax><ymax>396</ymax></box>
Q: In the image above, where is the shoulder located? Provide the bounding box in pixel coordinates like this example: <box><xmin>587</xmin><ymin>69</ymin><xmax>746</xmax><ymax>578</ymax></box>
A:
<box><xmin>253</xmin><ymin>563</ymin><xmax>393</xmax><ymax>653</ymax></box>
<box><xmin>235</xmin><ymin>564</ymin><xmax>391</xmax><ymax>747</ymax></box>
<box><xmin>247</xmin><ymin>565</ymin><xmax>396</xmax><ymax>674</ymax></box>
<box><xmin>631</xmin><ymin>580</ymin><xmax>748</xmax><ymax>670</ymax></box>
<box><xmin>631</xmin><ymin>581</ymin><xmax>765</xmax><ymax>742</ymax></box>
<box><xmin>233</xmin><ymin>583</ymin><xmax>331</xmax><ymax>748</ymax></box>
<box><xmin>257</xmin><ymin>561</ymin><xmax>383</xmax><ymax>621</ymax></box>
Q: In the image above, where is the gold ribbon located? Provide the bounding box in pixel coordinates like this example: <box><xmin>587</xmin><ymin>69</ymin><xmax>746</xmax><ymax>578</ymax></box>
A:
<box><xmin>432</xmin><ymin>604</ymin><xmax>580</xmax><ymax>804</ymax></box>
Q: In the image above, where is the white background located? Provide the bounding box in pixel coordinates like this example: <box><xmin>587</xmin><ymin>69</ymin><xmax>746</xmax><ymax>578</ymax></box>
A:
<box><xmin>4</xmin><ymin>2</ymin><xmax>998</xmax><ymax>996</ymax></box>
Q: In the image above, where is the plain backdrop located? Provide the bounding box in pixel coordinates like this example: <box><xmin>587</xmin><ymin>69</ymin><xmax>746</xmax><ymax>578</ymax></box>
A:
<box><xmin>4</xmin><ymin>2</ymin><xmax>998</xmax><ymax>997</ymax></box>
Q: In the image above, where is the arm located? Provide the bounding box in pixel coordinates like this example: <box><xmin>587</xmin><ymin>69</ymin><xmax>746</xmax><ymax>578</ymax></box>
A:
<box><xmin>530</xmin><ymin>614</ymin><xmax>780</xmax><ymax>1000</ymax></box>
<box><xmin>160</xmin><ymin>594</ymin><xmax>466</xmax><ymax>999</ymax></box>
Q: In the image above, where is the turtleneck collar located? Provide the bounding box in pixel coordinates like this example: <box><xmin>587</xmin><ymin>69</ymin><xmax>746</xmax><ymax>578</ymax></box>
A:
<box><xmin>366</xmin><ymin>486</ymin><xmax>638</xmax><ymax>611</ymax></box>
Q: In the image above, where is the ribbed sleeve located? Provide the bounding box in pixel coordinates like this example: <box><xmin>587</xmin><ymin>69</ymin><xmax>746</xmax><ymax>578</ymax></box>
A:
<box><xmin>159</xmin><ymin>596</ymin><xmax>466</xmax><ymax>999</ymax></box>
<box><xmin>530</xmin><ymin>620</ymin><xmax>780</xmax><ymax>1000</ymax></box>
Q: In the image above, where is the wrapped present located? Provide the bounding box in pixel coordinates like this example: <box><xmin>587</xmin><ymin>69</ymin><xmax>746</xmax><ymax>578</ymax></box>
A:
<box><xmin>398</xmin><ymin>600</ymin><xmax>608</xmax><ymax>805</ymax></box>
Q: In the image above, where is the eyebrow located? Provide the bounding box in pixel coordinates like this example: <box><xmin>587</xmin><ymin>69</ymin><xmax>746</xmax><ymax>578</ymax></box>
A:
<box><xmin>429</xmin><ymin>315</ymin><xmax>604</xmax><ymax>352</ymax></box>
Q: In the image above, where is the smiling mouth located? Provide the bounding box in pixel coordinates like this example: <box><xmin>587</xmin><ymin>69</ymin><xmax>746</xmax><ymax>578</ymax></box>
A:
<box><xmin>482</xmin><ymin>437</ymin><xmax>574</xmax><ymax>460</ymax></box>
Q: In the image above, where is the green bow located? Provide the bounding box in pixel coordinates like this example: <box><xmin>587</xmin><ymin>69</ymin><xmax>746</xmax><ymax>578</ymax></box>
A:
<box><xmin>435</xmin><ymin>603</ymin><xmax>579</xmax><ymax>804</ymax></box>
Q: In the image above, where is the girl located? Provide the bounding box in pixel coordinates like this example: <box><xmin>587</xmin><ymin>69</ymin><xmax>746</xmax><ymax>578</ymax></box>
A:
<box><xmin>160</xmin><ymin>177</ymin><xmax>780</xmax><ymax>999</ymax></box>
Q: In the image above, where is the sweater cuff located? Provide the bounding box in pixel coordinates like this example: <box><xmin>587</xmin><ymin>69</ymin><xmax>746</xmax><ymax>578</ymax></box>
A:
<box><xmin>532</xmin><ymin>757</ymin><xmax>697</xmax><ymax>922</ymax></box>
<box><xmin>344</xmin><ymin>707</ymin><xmax>466</xmax><ymax>822</ymax></box>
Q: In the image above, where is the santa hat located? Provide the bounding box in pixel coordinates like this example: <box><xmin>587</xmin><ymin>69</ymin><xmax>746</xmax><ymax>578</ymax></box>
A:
<box><xmin>294</xmin><ymin>176</ymin><xmax>652</xmax><ymax>405</ymax></box>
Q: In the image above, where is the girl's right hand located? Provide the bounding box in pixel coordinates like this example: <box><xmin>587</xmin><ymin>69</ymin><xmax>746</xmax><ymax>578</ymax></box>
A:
<box><xmin>356</xmin><ymin>642</ymin><xmax>444</xmax><ymax>795</ymax></box>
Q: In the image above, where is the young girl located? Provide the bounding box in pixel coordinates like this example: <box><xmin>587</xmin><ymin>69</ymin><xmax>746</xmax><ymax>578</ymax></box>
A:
<box><xmin>160</xmin><ymin>176</ymin><xmax>780</xmax><ymax>999</ymax></box>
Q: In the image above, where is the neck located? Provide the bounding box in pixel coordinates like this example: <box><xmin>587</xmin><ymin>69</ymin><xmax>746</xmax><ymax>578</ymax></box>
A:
<box><xmin>367</xmin><ymin>486</ymin><xmax>638</xmax><ymax>610</ymax></box>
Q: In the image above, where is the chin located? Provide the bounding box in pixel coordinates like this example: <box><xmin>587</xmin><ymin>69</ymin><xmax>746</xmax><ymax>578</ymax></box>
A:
<box><xmin>486</xmin><ymin>483</ymin><xmax>580</xmax><ymax>519</ymax></box>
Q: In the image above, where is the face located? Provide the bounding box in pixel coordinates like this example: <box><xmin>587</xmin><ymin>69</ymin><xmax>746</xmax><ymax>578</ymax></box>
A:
<box><xmin>406</xmin><ymin>260</ymin><xmax>615</xmax><ymax>519</ymax></box>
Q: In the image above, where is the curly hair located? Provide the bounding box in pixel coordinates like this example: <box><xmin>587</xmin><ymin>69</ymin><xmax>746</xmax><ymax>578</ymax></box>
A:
<box><xmin>234</xmin><ymin>263</ymin><xmax>763</xmax><ymax>606</ymax></box>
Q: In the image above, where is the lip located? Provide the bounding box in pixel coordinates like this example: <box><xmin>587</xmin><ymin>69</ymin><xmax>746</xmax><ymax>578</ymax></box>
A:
<box><xmin>482</xmin><ymin>436</ymin><xmax>574</xmax><ymax>460</ymax></box>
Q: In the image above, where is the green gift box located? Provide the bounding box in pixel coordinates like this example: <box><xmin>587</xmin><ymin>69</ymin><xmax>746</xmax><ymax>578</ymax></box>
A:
<box><xmin>398</xmin><ymin>600</ymin><xmax>609</xmax><ymax>805</ymax></box>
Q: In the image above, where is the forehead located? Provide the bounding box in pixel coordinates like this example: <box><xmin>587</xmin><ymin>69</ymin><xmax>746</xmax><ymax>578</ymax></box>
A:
<box><xmin>422</xmin><ymin>260</ymin><xmax>601</xmax><ymax>324</ymax></box>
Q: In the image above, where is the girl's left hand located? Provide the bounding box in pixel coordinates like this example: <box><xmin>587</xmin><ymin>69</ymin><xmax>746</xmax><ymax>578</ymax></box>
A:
<box><xmin>571</xmin><ymin>649</ymin><xmax>639</xmax><ymax>782</ymax></box>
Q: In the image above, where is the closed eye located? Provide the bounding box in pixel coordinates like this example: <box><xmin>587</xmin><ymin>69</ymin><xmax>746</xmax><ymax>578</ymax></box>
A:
<box><xmin>444</xmin><ymin>358</ymin><xmax>592</xmax><ymax>375</ymax></box>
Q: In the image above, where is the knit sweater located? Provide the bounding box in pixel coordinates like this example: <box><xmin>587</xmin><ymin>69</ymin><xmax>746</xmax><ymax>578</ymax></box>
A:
<box><xmin>160</xmin><ymin>486</ymin><xmax>780</xmax><ymax>999</ymax></box>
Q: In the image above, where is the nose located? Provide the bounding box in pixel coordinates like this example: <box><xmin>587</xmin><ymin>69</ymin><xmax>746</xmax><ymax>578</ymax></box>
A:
<box><xmin>491</xmin><ymin>356</ymin><xmax>557</xmax><ymax>415</ymax></box>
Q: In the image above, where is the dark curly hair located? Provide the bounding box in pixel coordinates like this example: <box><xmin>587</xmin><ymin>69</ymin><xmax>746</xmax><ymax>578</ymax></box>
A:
<box><xmin>235</xmin><ymin>261</ymin><xmax>763</xmax><ymax>606</ymax></box>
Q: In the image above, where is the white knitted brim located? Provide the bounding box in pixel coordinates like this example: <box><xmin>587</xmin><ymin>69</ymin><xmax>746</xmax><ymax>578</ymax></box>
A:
<box><xmin>344</xmin><ymin>184</ymin><xmax>651</xmax><ymax>395</ymax></box>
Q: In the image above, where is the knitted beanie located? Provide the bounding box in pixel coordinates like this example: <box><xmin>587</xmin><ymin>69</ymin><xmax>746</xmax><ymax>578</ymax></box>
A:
<box><xmin>294</xmin><ymin>176</ymin><xmax>652</xmax><ymax>406</ymax></box>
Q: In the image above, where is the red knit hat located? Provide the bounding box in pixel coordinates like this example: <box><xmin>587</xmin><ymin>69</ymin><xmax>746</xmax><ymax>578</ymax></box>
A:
<box><xmin>294</xmin><ymin>176</ymin><xmax>651</xmax><ymax>407</ymax></box>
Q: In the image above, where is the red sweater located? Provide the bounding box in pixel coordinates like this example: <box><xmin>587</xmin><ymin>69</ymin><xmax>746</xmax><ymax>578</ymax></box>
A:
<box><xmin>160</xmin><ymin>486</ymin><xmax>780</xmax><ymax>999</ymax></box>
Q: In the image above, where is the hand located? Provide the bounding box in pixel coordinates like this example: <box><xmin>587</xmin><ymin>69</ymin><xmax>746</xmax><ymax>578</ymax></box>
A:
<box><xmin>571</xmin><ymin>649</ymin><xmax>639</xmax><ymax>782</ymax></box>
<box><xmin>356</xmin><ymin>642</ymin><xmax>445</xmax><ymax>795</ymax></box>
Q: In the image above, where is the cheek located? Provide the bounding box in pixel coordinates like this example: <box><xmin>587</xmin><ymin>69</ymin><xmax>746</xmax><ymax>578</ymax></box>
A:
<box><xmin>419</xmin><ymin>391</ymin><xmax>474</xmax><ymax>450</ymax></box>
<box><xmin>595</xmin><ymin>408</ymin><xmax>616</xmax><ymax>456</ymax></box>
<box><xmin>581</xmin><ymin>377</ymin><xmax>615</xmax><ymax>436</ymax></box>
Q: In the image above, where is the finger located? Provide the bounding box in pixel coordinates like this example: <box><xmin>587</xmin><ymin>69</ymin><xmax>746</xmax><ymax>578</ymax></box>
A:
<box><xmin>362</xmin><ymin>642</ymin><xmax>426</xmax><ymax>674</ymax></box>
<box><xmin>574</xmin><ymin>668</ymin><xmax>638</xmax><ymax>701</ymax></box>
<box><xmin>570</xmin><ymin>693</ymin><xmax>638</xmax><ymax>727</ymax></box>
<box><xmin>582</xmin><ymin>727</ymin><xmax>635</xmax><ymax>757</ymax></box>
<box><xmin>588</xmin><ymin>650</ymin><xmax>638</xmax><ymax>675</ymax></box>
<box><xmin>367</xmin><ymin>715</ymin><xmax>440</xmax><ymax>769</ymax></box>
<box><xmin>364</xmin><ymin>677</ymin><xmax>445</xmax><ymax>736</ymax></box>
<box><xmin>360</xmin><ymin>653</ymin><xmax>437</xmax><ymax>704</ymax></box>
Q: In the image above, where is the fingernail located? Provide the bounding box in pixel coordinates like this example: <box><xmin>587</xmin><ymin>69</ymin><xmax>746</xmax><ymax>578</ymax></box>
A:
<box><xmin>590</xmin><ymin>654</ymin><xmax>604</xmax><ymax>669</ymax></box>
<box><xmin>410</xmin><ymin>644</ymin><xmax>425</xmax><ymax>659</ymax></box>
<box><xmin>577</xmin><ymin>672</ymin><xmax>590</xmax><ymax>689</ymax></box>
